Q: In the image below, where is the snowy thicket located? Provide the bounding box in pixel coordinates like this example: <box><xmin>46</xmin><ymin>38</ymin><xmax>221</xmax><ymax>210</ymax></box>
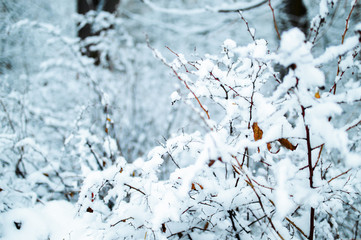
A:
<box><xmin>0</xmin><ymin>0</ymin><xmax>360</xmax><ymax>239</ymax></box>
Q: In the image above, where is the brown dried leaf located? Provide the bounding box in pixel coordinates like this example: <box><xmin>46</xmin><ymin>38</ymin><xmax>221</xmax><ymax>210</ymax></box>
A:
<box><xmin>278</xmin><ymin>138</ymin><xmax>297</xmax><ymax>151</ymax></box>
<box><xmin>204</xmin><ymin>221</ymin><xmax>209</xmax><ymax>230</ymax></box>
<box><xmin>197</xmin><ymin>183</ymin><xmax>204</xmax><ymax>190</ymax></box>
<box><xmin>86</xmin><ymin>207</ymin><xmax>94</xmax><ymax>213</ymax></box>
<box><xmin>315</xmin><ymin>91</ymin><xmax>321</xmax><ymax>99</ymax></box>
<box><xmin>191</xmin><ymin>182</ymin><xmax>204</xmax><ymax>190</ymax></box>
<box><xmin>208</xmin><ymin>159</ymin><xmax>216</xmax><ymax>167</ymax></box>
<box><xmin>267</xmin><ymin>142</ymin><xmax>280</xmax><ymax>154</ymax></box>
<box><xmin>162</xmin><ymin>223</ymin><xmax>166</xmax><ymax>233</ymax></box>
<box><xmin>252</xmin><ymin>122</ymin><xmax>263</xmax><ymax>141</ymax></box>
<box><xmin>267</xmin><ymin>142</ymin><xmax>272</xmax><ymax>151</ymax></box>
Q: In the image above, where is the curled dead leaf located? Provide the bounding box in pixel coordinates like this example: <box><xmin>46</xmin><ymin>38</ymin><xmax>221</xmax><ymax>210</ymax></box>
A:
<box><xmin>191</xmin><ymin>182</ymin><xmax>204</xmax><ymax>190</ymax></box>
<box><xmin>204</xmin><ymin>221</ymin><xmax>209</xmax><ymax>230</ymax></box>
<box><xmin>315</xmin><ymin>91</ymin><xmax>321</xmax><ymax>99</ymax></box>
<box><xmin>208</xmin><ymin>159</ymin><xmax>216</xmax><ymax>167</ymax></box>
<box><xmin>278</xmin><ymin>138</ymin><xmax>297</xmax><ymax>151</ymax></box>
<box><xmin>267</xmin><ymin>142</ymin><xmax>280</xmax><ymax>154</ymax></box>
<box><xmin>252</xmin><ymin>122</ymin><xmax>263</xmax><ymax>141</ymax></box>
<box><xmin>86</xmin><ymin>207</ymin><xmax>94</xmax><ymax>213</ymax></box>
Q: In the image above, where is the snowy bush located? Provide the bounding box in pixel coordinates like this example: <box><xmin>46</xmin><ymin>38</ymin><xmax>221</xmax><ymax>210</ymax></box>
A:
<box><xmin>72</xmin><ymin>17</ymin><xmax>360</xmax><ymax>240</ymax></box>
<box><xmin>1</xmin><ymin>0</ymin><xmax>361</xmax><ymax>239</ymax></box>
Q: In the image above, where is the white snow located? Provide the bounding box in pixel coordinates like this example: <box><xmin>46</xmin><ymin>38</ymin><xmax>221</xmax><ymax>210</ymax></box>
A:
<box><xmin>0</xmin><ymin>201</ymin><xmax>85</xmax><ymax>240</ymax></box>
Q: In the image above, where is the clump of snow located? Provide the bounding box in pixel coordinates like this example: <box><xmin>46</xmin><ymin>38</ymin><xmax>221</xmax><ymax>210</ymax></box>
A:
<box><xmin>278</xmin><ymin>28</ymin><xmax>312</xmax><ymax>67</ymax></box>
<box><xmin>223</xmin><ymin>39</ymin><xmax>236</xmax><ymax>50</ymax></box>
<box><xmin>0</xmin><ymin>201</ymin><xmax>84</xmax><ymax>240</ymax></box>
<box><xmin>170</xmin><ymin>91</ymin><xmax>181</xmax><ymax>103</ymax></box>
<box><xmin>274</xmin><ymin>159</ymin><xmax>296</xmax><ymax>220</ymax></box>
<box><xmin>197</xmin><ymin>59</ymin><xmax>214</xmax><ymax>78</ymax></box>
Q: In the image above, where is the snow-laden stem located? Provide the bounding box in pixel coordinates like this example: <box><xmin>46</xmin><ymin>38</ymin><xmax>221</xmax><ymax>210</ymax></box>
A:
<box><xmin>301</xmin><ymin>105</ymin><xmax>315</xmax><ymax>240</ymax></box>
<box><xmin>332</xmin><ymin>0</ymin><xmax>358</xmax><ymax>94</ymax></box>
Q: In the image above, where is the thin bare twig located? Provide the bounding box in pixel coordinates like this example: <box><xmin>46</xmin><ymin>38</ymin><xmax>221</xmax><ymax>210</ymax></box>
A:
<box><xmin>268</xmin><ymin>0</ymin><xmax>281</xmax><ymax>40</ymax></box>
<box><xmin>345</xmin><ymin>119</ymin><xmax>361</xmax><ymax>131</ymax></box>
<box><xmin>238</xmin><ymin>11</ymin><xmax>256</xmax><ymax>42</ymax></box>
<box><xmin>209</xmin><ymin>72</ymin><xmax>250</xmax><ymax>104</ymax></box>
<box><xmin>327</xmin><ymin>168</ymin><xmax>351</xmax><ymax>184</ymax></box>
<box><xmin>285</xmin><ymin>217</ymin><xmax>308</xmax><ymax>238</ymax></box>
<box><xmin>110</xmin><ymin>217</ymin><xmax>134</xmax><ymax>227</ymax></box>
<box><xmin>124</xmin><ymin>183</ymin><xmax>146</xmax><ymax>195</ymax></box>
<box><xmin>86</xmin><ymin>141</ymin><xmax>104</xmax><ymax>170</ymax></box>
<box><xmin>0</xmin><ymin>99</ymin><xmax>15</xmax><ymax>132</ymax></box>
<box><xmin>332</xmin><ymin>0</ymin><xmax>358</xmax><ymax>94</ymax></box>
<box><xmin>244</xmin><ymin>174</ymin><xmax>285</xmax><ymax>240</ymax></box>
<box><xmin>146</xmin><ymin>36</ymin><xmax>210</xmax><ymax>119</ymax></box>
<box><xmin>301</xmin><ymin>105</ymin><xmax>315</xmax><ymax>240</ymax></box>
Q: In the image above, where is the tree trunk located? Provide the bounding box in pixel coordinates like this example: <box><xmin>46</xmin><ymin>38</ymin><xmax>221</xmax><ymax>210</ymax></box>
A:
<box><xmin>281</xmin><ymin>0</ymin><xmax>308</xmax><ymax>34</ymax></box>
<box><xmin>77</xmin><ymin>0</ymin><xmax>120</xmax><ymax>64</ymax></box>
<box><xmin>276</xmin><ymin>0</ymin><xmax>308</xmax><ymax>79</ymax></box>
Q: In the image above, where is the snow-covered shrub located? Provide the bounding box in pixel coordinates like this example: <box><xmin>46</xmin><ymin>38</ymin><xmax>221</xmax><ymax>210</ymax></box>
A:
<box><xmin>72</xmin><ymin>22</ymin><xmax>361</xmax><ymax>240</ymax></box>
<box><xmin>1</xmin><ymin>1</ymin><xmax>360</xmax><ymax>240</ymax></box>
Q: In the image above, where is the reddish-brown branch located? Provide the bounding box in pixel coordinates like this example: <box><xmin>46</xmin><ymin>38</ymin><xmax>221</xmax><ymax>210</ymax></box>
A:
<box><xmin>341</xmin><ymin>0</ymin><xmax>357</xmax><ymax>45</ymax></box>
<box><xmin>267</xmin><ymin>199</ymin><xmax>307</xmax><ymax>238</ymax></box>
<box><xmin>311</xmin><ymin>17</ymin><xmax>325</xmax><ymax>45</ymax></box>
<box><xmin>244</xmin><ymin>174</ymin><xmax>284</xmax><ymax>239</ymax></box>
<box><xmin>172</xmin><ymin>69</ymin><xmax>210</xmax><ymax>119</ymax></box>
<box><xmin>301</xmin><ymin>106</ymin><xmax>314</xmax><ymax>189</ymax></box>
<box><xmin>346</xmin><ymin>119</ymin><xmax>361</xmax><ymax>131</ymax></box>
<box><xmin>251</xmin><ymin>178</ymin><xmax>274</xmax><ymax>191</ymax></box>
<box><xmin>233</xmin><ymin>155</ymin><xmax>242</xmax><ymax>170</ymax></box>
<box><xmin>110</xmin><ymin>217</ymin><xmax>134</xmax><ymax>227</ymax></box>
<box><xmin>285</xmin><ymin>217</ymin><xmax>308</xmax><ymax>238</ymax></box>
<box><xmin>241</xmin><ymin>148</ymin><xmax>249</xmax><ymax>167</ymax></box>
<box><xmin>248</xmin><ymin>66</ymin><xmax>262</xmax><ymax>130</ymax></box>
<box><xmin>124</xmin><ymin>183</ymin><xmax>146</xmax><ymax>195</ymax></box>
<box><xmin>301</xmin><ymin>105</ymin><xmax>315</xmax><ymax>240</ymax></box>
<box><xmin>268</xmin><ymin>0</ymin><xmax>281</xmax><ymax>40</ymax></box>
<box><xmin>328</xmin><ymin>168</ymin><xmax>351</xmax><ymax>183</ymax></box>
<box><xmin>165</xmin><ymin>46</ymin><xmax>179</xmax><ymax>57</ymax></box>
<box><xmin>313</xmin><ymin>144</ymin><xmax>324</xmax><ymax>171</ymax></box>
<box><xmin>238</xmin><ymin>11</ymin><xmax>256</xmax><ymax>42</ymax></box>
<box><xmin>165</xmin><ymin>46</ymin><xmax>199</xmax><ymax>70</ymax></box>
<box><xmin>210</xmin><ymin>72</ymin><xmax>250</xmax><ymax>103</ymax></box>
<box><xmin>147</xmin><ymin>39</ymin><xmax>210</xmax><ymax>119</ymax></box>
<box><xmin>332</xmin><ymin>0</ymin><xmax>358</xmax><ymax>94</ymax></box>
